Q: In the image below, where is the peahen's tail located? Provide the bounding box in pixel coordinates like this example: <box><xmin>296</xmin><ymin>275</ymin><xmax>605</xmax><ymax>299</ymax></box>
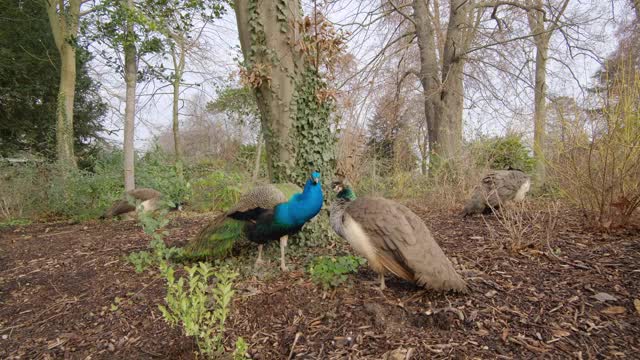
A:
<box><xmin>181</xmin><ymin>214</ymin><xmax>245</xmax><ymax>260</ymax></box>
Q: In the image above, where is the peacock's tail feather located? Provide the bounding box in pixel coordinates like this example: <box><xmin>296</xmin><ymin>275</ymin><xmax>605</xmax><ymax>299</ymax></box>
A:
<box><xmin>182</xmin><ymin>215</ymin><xmax>246</xmax><ymax>260</ymax></box>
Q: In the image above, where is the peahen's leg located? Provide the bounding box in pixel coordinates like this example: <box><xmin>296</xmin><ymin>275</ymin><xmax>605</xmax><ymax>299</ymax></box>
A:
<box><xmin>379</xmin><ymin>273</ymin><xmax>386</xmax><ymax>291</ymax></box>
<box><xmin>279</xmin><ymin>235</ymin><xmax>288</xmax><ymax>272</ymax></box>
<box><xmin>255</xmin><ymin>244</ymin><xmax>264</xmax><ymax>266</ymax></box>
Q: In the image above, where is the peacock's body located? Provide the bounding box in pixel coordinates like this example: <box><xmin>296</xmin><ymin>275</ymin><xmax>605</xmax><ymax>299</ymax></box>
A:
<box><xmin>329</xmin><ymin>180</ymin><xmax>468</xmax><ymax>292</ymax></box>
<box><xmin>184</xmin><ymin>173</ymin><xmax>323</xmax><ymax>270</ymax></box>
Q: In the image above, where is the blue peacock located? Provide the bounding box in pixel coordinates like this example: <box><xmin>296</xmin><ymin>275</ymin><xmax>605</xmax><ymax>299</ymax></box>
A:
<box><xmin>184</xmin><ymin>171</ymin><xmax>324</xmax><ymax>271</ymax></box>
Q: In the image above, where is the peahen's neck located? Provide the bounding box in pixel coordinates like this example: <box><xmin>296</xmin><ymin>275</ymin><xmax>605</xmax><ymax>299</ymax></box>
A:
<box><xmin>329</xmin><ymin>187</ymin><xmax>356</xmax><ymax>238</ymax></box>
<box><xmin>274</xmin><ymin>179</ymin><xmax>323</xmax><ymax>226</ymax></box>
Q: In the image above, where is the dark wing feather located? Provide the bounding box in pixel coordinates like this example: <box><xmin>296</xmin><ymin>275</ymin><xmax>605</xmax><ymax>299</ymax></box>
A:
<box><xmin>346</xmin><ymin>197</ymin><xmax>468</xmax><ymax>292</ymax></box>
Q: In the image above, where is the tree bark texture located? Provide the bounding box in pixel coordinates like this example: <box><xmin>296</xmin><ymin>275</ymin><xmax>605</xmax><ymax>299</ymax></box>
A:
<box><xmin>234</xmin><ymin>0</ymin><xmax>302</xmax><ymax>182</ymax></box>
<box><xmin>45</xmin><ymin>0</ymin><xmax>82</xmax><ymax>168</ymax></box>
<box><xmin>527</xmin><ymin>0</ymin><xmax>569</xmax><ymax>187</ymax></box>
<box><xmin>123</xmin><ymin>0</ymin><xmax>137</xmax><ymax>191</ymax></box>
<box><xmin>412</xmin><ymin>0</ymin><xmax>477</xmax><ymax>165</ymax></box>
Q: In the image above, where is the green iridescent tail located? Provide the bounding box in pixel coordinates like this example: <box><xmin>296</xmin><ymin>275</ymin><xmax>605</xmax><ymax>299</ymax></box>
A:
<box><xmin>181</xmin><ymin>215</ymin><xmax>245</xmax><ymax>260</ymax></box>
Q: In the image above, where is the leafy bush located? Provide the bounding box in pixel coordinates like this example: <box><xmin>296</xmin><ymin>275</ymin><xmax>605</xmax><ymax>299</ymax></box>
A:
<box><xmin>308</xmin><ymin>255</ymin><xmax>366</xmax><ymax>289</ymax></box>
<box><xmin>137</xmin><ymin>147</ymin><xmax>191</xmax><ymax>206</ymax></box>
<box><xmin>470</xmin><ymin>134</ymin><xmax>535</xmax><ymax>172</ymax></box>
<box><xmin>46</xmin><ymin>160</ymin><xmax>123</xmax><ymax>220</ymax></box>
<box><xmin>190</xmin><ymin>170</ymin><xmax>245</xmax><ymax>212</ymax></box>
<box><xmin>158</xmin><ymin>262</ymin><xmax>241</xmax><ymax>358</ymax></box>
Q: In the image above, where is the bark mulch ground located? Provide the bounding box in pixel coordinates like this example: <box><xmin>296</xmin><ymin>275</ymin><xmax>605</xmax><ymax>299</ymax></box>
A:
<box><xmin>1</xmin><ymin>204</ymin><xmax>639</xmax><ymax>359</ymax></box>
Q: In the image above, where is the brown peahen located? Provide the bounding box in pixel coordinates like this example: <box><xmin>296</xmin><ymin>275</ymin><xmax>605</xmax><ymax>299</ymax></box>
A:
<box><xmin>183</xmin><ymin>172</ymin><xmax>324</xmax><ymax>271</ymax></box>
<box><xmin>101</xmin><ymin>188</ymin><xmax>162</xmax><ymax>219</ymax></box>
<box><xmin>462</xmin><ymin>169</ymin><xmax>531</xmax><ymax>216</ymax></box>
<box><xmin>329</xmin><ymin>180</ymin><xmax>468</xmax><ymax>292</ymax></box>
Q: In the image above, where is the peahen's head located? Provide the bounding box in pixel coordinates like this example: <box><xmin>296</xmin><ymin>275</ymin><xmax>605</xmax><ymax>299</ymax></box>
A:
<box><xmin>332</xmin><ymin>179</ymin><xmax>356</xmax><ymax>201</ymax></box>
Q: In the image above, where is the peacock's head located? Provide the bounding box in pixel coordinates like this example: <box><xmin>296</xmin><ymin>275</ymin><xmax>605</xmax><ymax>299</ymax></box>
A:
<box><xmin>310</xmin><ymin>171</ymin><xmax>321</xmax><ymax>185</ymax></box>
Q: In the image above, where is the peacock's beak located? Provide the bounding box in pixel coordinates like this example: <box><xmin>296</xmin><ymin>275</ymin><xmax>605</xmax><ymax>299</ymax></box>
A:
<box><xmin>313</xmin><ymin>178</ymin><xmax>319</xmax><ymax>184</ymax></box>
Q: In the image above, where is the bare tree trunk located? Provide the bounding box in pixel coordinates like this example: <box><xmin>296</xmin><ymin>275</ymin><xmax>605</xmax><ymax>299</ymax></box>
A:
<box><xmin>413</xmin><ymin>0</ymin><xmax>474</xmax><ymax>166</ymax></box>
<box><xmin>252</xmin><ymin>134</ymin><xmax>262</xmax><ymax>182</ymax></box>
<box><xmin>45</xmin><ymin>0</ymin><xmax>82</xmax><ymax>168</ymax></box>
<box><xmin>413</xmin><ymin>0</ymin><xmax>441</xmax><ymax>159</ymax></box>
<box><xmin>170</xmin><ymin>44</ymin><xmax>186</xmax><ymax>181</ymax></box>
<box><xmin>527</xmin><ymin>0</ymin><xmax>569</xmax><ymax>187</ymax></box>
<box><xmin>122</xmin><ymin>0</ymin><xmax>136</xmax><ymax>191</ymax></box>
<box><xmin>532</xmin><ymin>39</ymin><xmax>548</xmax><ymax>184</ymax></box>
<box><xmin>234</xmin><ymin>0</ymin><xmax>302</xmax><ymax>182</ymax></box>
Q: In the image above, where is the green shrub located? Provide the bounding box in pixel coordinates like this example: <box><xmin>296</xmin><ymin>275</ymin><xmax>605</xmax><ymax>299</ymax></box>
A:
<box><xmin>470</xmin><ymin>134</ymin><xmax>535</xmax><ymax>172</ymax></box>
<box><xmin>190</xmin><ymin>170</ymin><xmax>245</xmax><ymax>212</ymax></box>
<box><xmin>137</xmin><ymin>146</ymin><xmax>192</xmax><ymax>206</ymax></box>
<box><xmin>158</xmin><ymin>262</ymin><xmax>242</xmax><ymax>358</ymax></box>
<box><xmin>308</xmin><ymin>255</ymin><xmax>366</xmax><ymax>289</ymax></box>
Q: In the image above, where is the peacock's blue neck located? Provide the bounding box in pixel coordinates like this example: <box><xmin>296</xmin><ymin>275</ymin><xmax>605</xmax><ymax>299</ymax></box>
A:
<box><xmin>274</xmin><ymin>178</ymin><xmax>323</xmax><ymax>226</ymax></box>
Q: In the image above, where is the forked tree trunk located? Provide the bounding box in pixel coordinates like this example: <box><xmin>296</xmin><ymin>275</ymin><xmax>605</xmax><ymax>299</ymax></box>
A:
<box><xmin>45</xmin><ymin>0</ymin><xmax>83</xmax><ymax>168</ymax></box>
<box><xmin>122</xmin><ymin>0</ymin><xmax>137</xmax><ymax>191</ymax></box>
<box><xmin>413</xmin><ymin>0</ymin><xmax>474</xmax><ymax>166</ymax></box>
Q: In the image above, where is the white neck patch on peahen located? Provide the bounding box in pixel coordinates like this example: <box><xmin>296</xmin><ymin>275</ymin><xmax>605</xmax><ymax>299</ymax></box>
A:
<box><xmin>514</xmin><ymin>179</ymin><xmax>531</xmax><ymax>202</ymax></box>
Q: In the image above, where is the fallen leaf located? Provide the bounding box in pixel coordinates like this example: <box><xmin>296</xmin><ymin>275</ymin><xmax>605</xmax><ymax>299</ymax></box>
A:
<box><xmin>551</xmin><ymin>329</ymin><xmax>571</xmax><ymax>337</ymax></box>
<box><xmin>592</xmin><ymin>292</ymin><xmax>618</xmax><ymax>302</ymax></box>
<box><xmin>485</xmin><ymin>290</ymin><xmax>497</xmax><ymax>298</ymax></box>
<box><xmin>501</xmin><ymin>328</ymin><xmax>509</xmax><ymax>343</ymax></box>
<box><xmin>634</xmin><ymin>299</ymin><xmax>640</xmax><ymax>315</ymax></box>
<box><xmin>601</xmin><ymin>306</ymin><xmax>626</xmax><ymax>315</ymax></box>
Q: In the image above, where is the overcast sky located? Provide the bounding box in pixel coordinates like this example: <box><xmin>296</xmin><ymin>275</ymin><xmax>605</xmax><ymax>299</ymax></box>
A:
<box><xmin>93</xmin><ymin>0</ymin><xmax>630</xmax><ymax>151</ymax></box>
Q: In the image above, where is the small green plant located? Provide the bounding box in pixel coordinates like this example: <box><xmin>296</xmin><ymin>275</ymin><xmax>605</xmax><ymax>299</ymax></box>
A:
<box><xmin>308</xmin><ymin>255</ymin><xmax>366</xmax><ymax>289</ymax></box>
<box><xmin>126</xmin><ymin>250</ymin><xmax>154</xmax><ymax>273</ymax></box>
<box><xmin>233</xmin><ymin>337</ymin><xmax>249</xmax><ymax>360</ymax></box>
<box><xmin>125</xmin><ymin>200</ymin><xmax>183</xmax><ymax>272</ymax></box>
<box><xmin>158</xmin><ymin>262</ymin><xmax>242</xmax><ymax>358</ymax></box>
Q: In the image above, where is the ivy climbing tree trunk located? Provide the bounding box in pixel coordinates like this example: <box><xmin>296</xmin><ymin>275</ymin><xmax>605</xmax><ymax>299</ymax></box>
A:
<box><xmin>252</xmin><ymin>134</ymin><xmax>263</xmax><ymax>182</ymax></box>
<box><xmin>44</xmin><ymin>0</ymin><xmax>85</xmax><ymax>168</ymax></box>
<box><xmin>122</xmin><ymin>0</ymin><xmax>137</xmax><ymax>191</ymax></box>
<box><xmin>234</xmin><ymin>0</ymin><xmax>335</xmax><ymax>184</ymax></box>
<box><xmin>235</xmin><ymin>0</ymin><xmax>300</xmax><ymax>182</ymax></box>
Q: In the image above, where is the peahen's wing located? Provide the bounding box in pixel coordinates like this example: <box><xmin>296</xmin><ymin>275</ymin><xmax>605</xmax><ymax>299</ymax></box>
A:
<box><xmin>346</xmin><ymin>197</ymin><xmax>468</xmax><ymax>292</ymax></box>
<box><xmin>126</xmin><ymin>188</ymin><xmax>161</xmax><ymax>201</ymax></box>
<box><xmin>102</xmin><ymin>200</ymin><xmax>135</xmax><ymax>218</ymax></box>
<box><xmin>491</xmin><ymin>170</ymin><xmax>530</xmax><ymax>203</ymax></box>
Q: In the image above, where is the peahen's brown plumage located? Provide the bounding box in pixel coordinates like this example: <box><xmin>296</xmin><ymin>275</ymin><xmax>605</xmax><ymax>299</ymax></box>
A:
<box><xmin>462</xmin><ymin>169</ymin><xmax>531</xmax><ymax>216</ymax></box>
<box><xmin>329</xmin><ymin>180</ymin><xmax>468</xmax><ymax>293</ymax></box>
<box><xmin>101</xmin><ymin>188</ymin><xmax>162</xmax><ymax>219</ymax></box>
